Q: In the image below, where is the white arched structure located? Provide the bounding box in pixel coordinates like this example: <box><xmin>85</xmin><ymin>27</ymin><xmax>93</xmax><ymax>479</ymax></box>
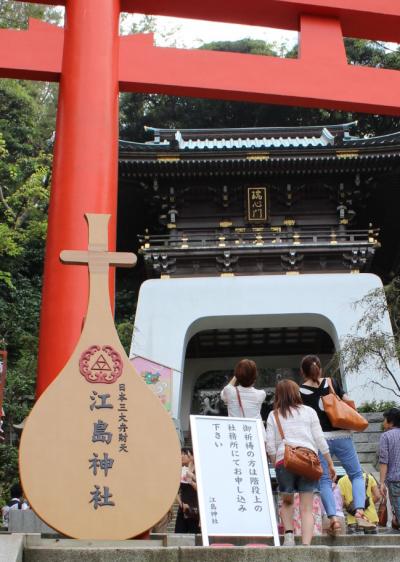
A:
<box><xmin>130</xmin><ymin>273</ymin><xmax>400</xmax><ymax>425</ymax></box>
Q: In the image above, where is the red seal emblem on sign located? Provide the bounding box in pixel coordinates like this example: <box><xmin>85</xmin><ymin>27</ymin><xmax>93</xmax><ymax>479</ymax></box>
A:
<box><xmin>79</xmin><ymin>345</ymin><xmax>123</xmax><ymax>384</ymax></box>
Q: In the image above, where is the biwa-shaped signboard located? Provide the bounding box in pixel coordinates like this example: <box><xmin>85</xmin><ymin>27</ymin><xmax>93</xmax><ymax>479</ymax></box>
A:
<box><xmin>19</xmin><ymin>214</ymin><xmax>181</xmax><ymax>539</ymax></box>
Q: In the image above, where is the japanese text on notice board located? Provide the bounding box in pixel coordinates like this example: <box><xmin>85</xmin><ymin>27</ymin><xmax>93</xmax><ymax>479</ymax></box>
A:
<box><xmin>191</xmin><ymin>416</ymin><xmax>275</xmax><ymax>537</ymax></box>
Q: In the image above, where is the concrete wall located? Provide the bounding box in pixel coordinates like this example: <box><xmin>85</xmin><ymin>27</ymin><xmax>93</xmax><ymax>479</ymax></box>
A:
<box><xmin>8</xmin><ymin>510</ymin><xmax>56</xmax><ymax>534</ymax></box>
<box><xmin>130</xmin><ymin>273</ymin><xmax>400</xmax><ymax>423</ymax></box>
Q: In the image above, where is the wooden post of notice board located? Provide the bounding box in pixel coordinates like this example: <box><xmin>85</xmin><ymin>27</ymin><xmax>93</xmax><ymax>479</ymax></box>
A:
<box><xmin>190</xmin><ymin>415</ymin><xmax>279</xmax><ymax>546</ymax></box>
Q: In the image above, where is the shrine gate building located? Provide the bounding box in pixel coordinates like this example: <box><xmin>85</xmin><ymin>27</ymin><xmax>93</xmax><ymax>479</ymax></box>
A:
<box><xmin>119</xmin><ymin>122</ymin><xmax>400</xmax><ymax>434</ymax></box>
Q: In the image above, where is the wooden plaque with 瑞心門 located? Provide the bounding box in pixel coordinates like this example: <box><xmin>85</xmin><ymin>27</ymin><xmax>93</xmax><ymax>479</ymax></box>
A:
<box><xmin>19</xmin><ymin>213</ymin><xmax>181</xmax><ymax>539</ymax></box>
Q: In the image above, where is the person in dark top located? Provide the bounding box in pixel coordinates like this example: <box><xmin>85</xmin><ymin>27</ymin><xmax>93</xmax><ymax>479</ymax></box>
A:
<box><xmin>175</xmin><ymin>448</ymin><xmax>200</xmax><ymax>534</ymax></box>
<box><xmin>379</xmin><ymin>408</ymin><xmax>400</xmax><ymax>525</ymax></box>
<box><xmin>299</xmin><ymin>355</ymin><xmax>375</xmax><ymax>535</ymax></box>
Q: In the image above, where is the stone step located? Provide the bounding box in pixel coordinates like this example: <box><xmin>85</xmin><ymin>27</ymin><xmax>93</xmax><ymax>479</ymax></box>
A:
<box><xmin>354</xmin><ymin>442</ymin><xmax>381</xmax><ymax>453</ymax></box>
<box><xmin>167</xmin><ymin>502</ymin><xmax>179</xmax><ymax>533</ymax></box>
<box><xmin>363</xmin><ymin>413</ymin><xmax>385</xmax><ymax>423</ymax></box>
<box><xmin>358</xmin><ymin>452</ymin><xmax>378</xmax><ymax>463</ymax></box>
<box><xmin>353</xmin><ymin>433</ymin><xmax>380</xmax><ymax>444</ymax></box>
<box><xmin>359</xmin><ymin>422</ymin><xmax>382</xmax><ymax>433</ymax></box>
<box><xmin>21</xmin><ymin>533</ymin><xmax>400</xmax><ymax>562</ymax></box>
<box><xmin>24</xmin><ymin>533</ymin><xmax>400</xmax><ymax>547</ymax></box>
<box><xmin>23</xmin><ymin>546</ymin><xmax>400</xmax><ymax>562</ymax></box>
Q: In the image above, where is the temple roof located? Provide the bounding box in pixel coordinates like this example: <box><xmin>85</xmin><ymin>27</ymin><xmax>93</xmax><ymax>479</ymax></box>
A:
<box><xmin>119</xmin><ymin>122</ymin><xmax>400</xmax><ymax>153</ymax></box>
<box><xmin>118</xmin><ymin>122</ymin><xmax>400</xmax><ymax>178</ymax></box>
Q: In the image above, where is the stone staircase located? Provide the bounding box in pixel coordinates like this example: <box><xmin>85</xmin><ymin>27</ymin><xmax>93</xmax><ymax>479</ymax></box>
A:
<box><xmin>168</xmin><ymin>502</ymin><xmax>179</xmax><ymax>533</ymax></box>
<box><xmin>7</xmin><ymin>532</ymin><xmax>400</xmax><ymax>562</ymax></box>
<box><xmin>3</xmin><ymin>412</ymin><xmax>383</xmax><ymax>562</ymax></box>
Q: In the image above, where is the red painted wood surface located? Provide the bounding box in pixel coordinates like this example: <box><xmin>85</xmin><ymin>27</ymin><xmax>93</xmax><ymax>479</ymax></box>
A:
<box><xmin>2</xmin><ymin>17</ymin><xmax>399</xmax><ymax>115</ymax></box>
<box><xmin>0</xmin><ymin>19</ymin><xmax>62</xmax><ymax>80</ymax></box>
<box><xmin>21</xmin><ymin>0</ymin><xmax>400</xmax><ymax>42</ymax></box>
<box><xmin>0</xmin><ymin>0</ymin><xmax>399</xmax><ymax>394</ymax></box>
<box><xmin>127</xmin><ymin>0</ymin><xmax>400</xmax><ymax>42</ymax></box>
<box><xmin>35</xmin><ymin>0</ymin><xmax>120</xmax><ymax>398</ymax></box>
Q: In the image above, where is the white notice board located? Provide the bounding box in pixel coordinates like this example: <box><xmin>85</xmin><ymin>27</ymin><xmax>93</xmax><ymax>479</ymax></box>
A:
<box><xmin>190</xmin><ymin>415</ymin><xmax>279</xmax><ymax>546</ymax></box>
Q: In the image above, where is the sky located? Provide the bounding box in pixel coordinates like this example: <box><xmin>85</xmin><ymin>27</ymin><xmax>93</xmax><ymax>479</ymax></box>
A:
<box><xmin>127</xmin><ymin>14</ymin><xmax>298</xmax><ymax>51</ymax></box>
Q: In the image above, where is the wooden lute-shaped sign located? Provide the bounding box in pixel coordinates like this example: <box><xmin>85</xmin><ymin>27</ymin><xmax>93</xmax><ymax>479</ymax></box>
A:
<box><xmin>19</xmin><ymin>214</ymin><xmax>181</xmax><ymax>539</ymax></box>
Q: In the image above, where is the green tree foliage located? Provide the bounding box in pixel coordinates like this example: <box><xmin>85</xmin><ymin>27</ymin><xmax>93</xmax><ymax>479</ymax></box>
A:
<box><xmin>0</xmin><ymin>0</ymin><xmax>61</xmax><ymax>29</ymax></box>
<box><xmin>0</xmin><ymin>82</ymin><xmax>53</xmax><ymax>499</ymax></box>
<box><xmin>345</xmin><ymin>39</ymin><xmax>400</xmax><ymax>70</ymax></box>
<box><xmin>200</xmin><ymin>38</ymin><xmax>278</xmax><ymax>56</ymax></box>
<box><xmin>0</xmin><ymin>77</ymin><xmax>54</xmax><ymax>343</ymax></box>
<box><xmin>358</xmin><ymin>400</ymin><xmax>399</xmax><ymax>413</ymax></box>
<box><xmin>0</xmin><ymin>2</ymin><xmax>60</xmax><ymax>503</ymax></box>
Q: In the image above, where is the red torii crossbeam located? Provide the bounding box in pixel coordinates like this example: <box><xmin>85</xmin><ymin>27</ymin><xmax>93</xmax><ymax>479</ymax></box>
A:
<box><xmin>14</xmin><ymin>0</ymin><xmax>400</xmax><ymax>42</ymax></box>
<box><xmin>0</xmin><ymin>0</ymin><xmax>399</xmax><ymax>396</ymax></box>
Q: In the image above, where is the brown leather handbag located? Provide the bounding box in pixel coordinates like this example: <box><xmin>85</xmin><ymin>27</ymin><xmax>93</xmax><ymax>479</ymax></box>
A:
<box><xmin>377</xmin><ymin>498</ymin><xmax>388</xmax><ymax>527</ymax></box>
<box><xmin>273</xmin><ymin>411</ymin><xmax>323</xmax><ymax>481</ymax></box>
<box><xmin>322</xmin><ymin>378</ymin><xmax>368</xmax><ymax>432</ymax></box>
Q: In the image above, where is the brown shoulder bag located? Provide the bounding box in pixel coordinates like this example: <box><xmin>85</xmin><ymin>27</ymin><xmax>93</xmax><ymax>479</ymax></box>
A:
<box><xmin>236</xmin><ymin>387</ymin><xmax>246</xmax><ymax>417</ymax></box>
<box><xmin>377</xmin><ymin>497</ymin><xmax>388</xmax><ymax>527</ymax></box>
<box><xmin>321</xmin><ymin>378</ymin><xmax>368</xmax><ymax>432</ymax></box>
<box><xmin>273</xmin><ymin>410</ymin><xmax>323</xmax><ymax>481</ymax></box>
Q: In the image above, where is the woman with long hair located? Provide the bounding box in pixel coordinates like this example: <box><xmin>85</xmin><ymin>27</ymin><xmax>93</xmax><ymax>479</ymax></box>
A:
<box><xmin>221</xmin><ymin>359</ymin><xmax>266</xmax><ymax>421</ymax></box>
<box><xmin>299</xmin><ymin>355</ymin><xmax>375</xmax><ymax>534</ymax></box>
<box><xmin>266</xmin><ymin>379</ymin><xmax>335</xmax><ymax>546</ymax></box>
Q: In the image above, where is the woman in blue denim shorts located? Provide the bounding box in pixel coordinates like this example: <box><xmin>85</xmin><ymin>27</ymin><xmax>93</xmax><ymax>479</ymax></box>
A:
<box><xmin>266</xmin><ymin>379</ymin><xmax>335</xmax><ymax>546</ymax></box>
<box><xmin>300</xmin><ymin>355</ymin><xmax>376</xmax><ymax>535</ymax></box>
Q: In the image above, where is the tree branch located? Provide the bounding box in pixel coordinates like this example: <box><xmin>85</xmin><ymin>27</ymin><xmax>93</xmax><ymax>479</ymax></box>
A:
<box><xmin>371</xmin><ymin>380</ymin><xmax>400</xmax><ymax>398</ymax></box>
<box><xmin>0</xmin><ymin>185</ymin><xmax>15</xmax><ymax>218</ymax></box>
<box><xmin>376</xmin><ymin>347</ymin><xmax>400</xmax><ymax>395</ymax></box>
<box><xmin>15</xmin><ymin>206</ymin><xmax>33</xmax><ymax>229</ymax></box>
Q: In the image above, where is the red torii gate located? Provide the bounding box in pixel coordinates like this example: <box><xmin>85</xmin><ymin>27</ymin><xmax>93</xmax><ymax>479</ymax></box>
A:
<box><xmin>1</xmin><ymin>0</ymin><xmax>399</xmax><ymax>397</ymax></box>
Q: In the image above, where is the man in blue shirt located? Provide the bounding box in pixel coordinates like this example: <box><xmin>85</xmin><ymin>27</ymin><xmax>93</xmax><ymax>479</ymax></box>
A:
<box><xmin>379</xmin><ymin>407</ymin><xmax>400</xmax><ymax>524</ymax></box>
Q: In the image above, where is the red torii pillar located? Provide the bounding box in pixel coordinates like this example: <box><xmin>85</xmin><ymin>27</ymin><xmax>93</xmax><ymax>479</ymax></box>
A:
<box><xmin>1</xmin><ymin>0</ymin><xmax>400</xmax><ymax>397</ymax></box>
<box><xmin>37</xmin><ymin>0</ymin><xmax>120</xmax><ymax>397</ymax></box>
